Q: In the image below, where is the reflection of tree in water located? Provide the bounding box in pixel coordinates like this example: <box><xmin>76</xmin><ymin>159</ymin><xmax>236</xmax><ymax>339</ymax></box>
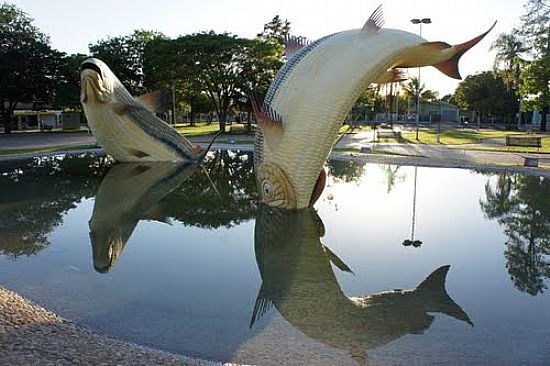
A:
<box><xmin>0</xmin><ymin>154</ymin><xmax>112</xmax><ymax>258</ymax></box>
<box><xmin>480</xmin><ymin>173</ymin><xmax>550</xmax><ymax>295</ymax></box>
<box><xmin>152</xmin><ymin>150</ymin><xmax>258</xmax><ymax>229</ymax></box>
<box><xmin>382</xmin><ymin>165</ymin><xmax>405</xmax><ymax>193</ymax></box>
<box><xmin>0</xmin><ymin>151</ymin><xmax>258</xmax><ymax>258</ymax></box>
<box><xmin>326</xmin><ymin>159</ymin><xmax>366</xmax><ymax>183</ymax></box>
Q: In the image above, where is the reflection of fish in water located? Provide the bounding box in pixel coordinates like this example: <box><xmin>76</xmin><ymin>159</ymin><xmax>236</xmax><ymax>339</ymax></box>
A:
<box><xmin>253</xmin><ymin>6</ymin><xmax>495</xmax><ymax>209</ymax></box>
<box><xmin>252</xmin><ymin>206</ymin><xmax>472</xmax><ymax>364</ymax></box>
<box><xmin>89</xmin><ymin>163</ymin><xmax>196</xmax><ymax>272</ymax></box>
<box><xmin>80</xmin><ymin>58</ymin><xmax>218</xmax><ymax>163</ymax></box>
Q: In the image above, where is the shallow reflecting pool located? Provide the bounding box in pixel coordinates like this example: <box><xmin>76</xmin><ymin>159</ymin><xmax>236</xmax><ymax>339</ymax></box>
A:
<box><xmin>1</xmin><ymin>152</ymin><xmax>549</xmax><ymax>365</ymax></box>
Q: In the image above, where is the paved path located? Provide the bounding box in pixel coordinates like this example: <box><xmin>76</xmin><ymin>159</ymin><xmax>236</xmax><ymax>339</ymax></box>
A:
<box><xmin>337</xmin><ymin>132</ymin><xmax>549</xmax><ymax>169</ymax></box>
<box><xmin>0</xmin><ymin>132</ymin><xmax>97</xmax><ymax>150</ymax></box>
<box><xmin>0</xmin><ymin>131</ymin><xmax>253</xmax><ymax>150</ymax></box>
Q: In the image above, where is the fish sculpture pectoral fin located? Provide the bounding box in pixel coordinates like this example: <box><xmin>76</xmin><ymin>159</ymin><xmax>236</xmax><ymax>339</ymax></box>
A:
<box><xmin>322</xmin><ymin>244</ymin><xmax>354</xmax><ymax>274</ymax></box>
<box><xmin>112</xmin><ymin>102</ymin><xmax>139</xmax><ymax>116</ymax></box>
<box><xmin>309</xmin><ymin>168</ymin><xmax>327</xmax><ymax>207</ymax></box>
<box><xmin>127</xmin><ymin>148</ymin><xmax>151</xmax><ymax>159</ymax></box>
<box><xmin>251</xmin><ymin>93</ymin><xmax>284</xmax><ymax>149</ymax></box>
<box><xmin>136</xmin><ymin>91</ymin><xmax>168</xmax><ymax>113</ymax></box>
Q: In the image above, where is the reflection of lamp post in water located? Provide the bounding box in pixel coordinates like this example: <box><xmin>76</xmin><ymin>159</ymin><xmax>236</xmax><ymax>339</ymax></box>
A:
<box><xmin>410</xmin><ymin>17</ymin><xmax>431</xmax><ymax>140</ymax></box>
<box><xmin>403</xmin><ymin>166</ymin><xmax>422</xmax><ymax>248</ymax></box>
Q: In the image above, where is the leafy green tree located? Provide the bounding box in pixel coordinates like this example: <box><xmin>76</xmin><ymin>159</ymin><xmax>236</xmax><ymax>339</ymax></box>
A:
<box><xmin>326</xmin><ymin>160</ymin><xmax>367</xmax><ymax>183</ymax></box>
<box><xmin>0</xmin><ymin>3</ymin><xmax>63</xmax><ymax>133</ymax></box>
<box><xmin>146</xmin><ymin>32</ymin><xmax>282</xmax><ymax>132</ymax></box>
<box><xmin>454</xmin><ymin>71</ymin><xmax>515</xmax><ymax>124</ymax></box>
<box><xmin>258</xmin><ymin>15</ymin><xmax>291</xmax><ymax>44</ymax></box>
<box><xmin>89</xmin><ymin>29</ymin><xmax>167</xmax><ymax>95</ymax></box>
<box><xmin>350</xmin><ymin>86</ymin><xmax>383</xmax><ymax>122</ymax></box>
<box><xmin>420</xmin><ymin>89</ymin><xmax>439</xmax><ymax>102</ymax></box>
<box><xmin>440</xmin><ymin>94</ymin><xmax>456</xmax><ymax>105</ymax></box>
<box><xmin>490</xmin><ymin>32</ymin><xmax>528</xmax><ymax>90</ymax></box>
<box><xmin>519</xmin><ymin>0</ymin><xmax>549</xmax><ymax>55</ymax></box>
<box><xmin>402</xmin><ymin>76</ymin><xmax>425</xmax><ymax>102</ymax></box>
<box><xmin>237</xmin><ymin>37</ymin><xmax>284</xmax><ymax>131</ymax></box>
<box><xmin>54</xmin><ymin>53</ymin><xmax>88</xmax><ymax>110</ymax></box>
<box><xmin>518</xmin><ymin>0</ymin><xmax>549</xmax><ymax>131</ymax></box>
<box><xmin>480</xmin><ymin>173</ymin><xmax>550</xmax><ymax>296</ymax></box>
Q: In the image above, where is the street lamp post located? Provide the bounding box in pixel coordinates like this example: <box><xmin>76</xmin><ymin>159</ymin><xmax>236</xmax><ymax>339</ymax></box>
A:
<box><xmin>410</xmin><ymin>18</ymin><xmax>431</xmax><ymax>140</ymax></box>
<box><xmin>402</xmin><ymin>166</ymin><xmax>422</xmax><ymax>248</ymax></box>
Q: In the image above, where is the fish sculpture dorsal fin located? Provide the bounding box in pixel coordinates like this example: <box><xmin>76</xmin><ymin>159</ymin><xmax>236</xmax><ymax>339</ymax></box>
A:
<box><xmin>285</xmin><ymin>35</ymin><xmax>309</xmax><ymax>59</ymax></box>
<box><xmin>362</xmin><ymin>4</ymin><xmax>384</xmax><ymax>33</ymax></box>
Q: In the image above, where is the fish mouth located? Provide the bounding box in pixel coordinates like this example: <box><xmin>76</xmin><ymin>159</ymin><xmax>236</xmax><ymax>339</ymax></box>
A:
<box><xmin>266</xmin><ymin>199</ymin><xmax>285</xmax><ymax>207</ymax></box>
<box><xmin>80</xmin><ymin>61</ymin><xmax>103</xmax><ymax>78</ymax></box>
<box><xmin>80</xmin><ymin>60</ymin><xmax>110</xmax><ymax>103</ymax></box>
<box><xmin>80</xmin><ymin>72</ymin><xmax>107</xmax><ymax>103</ymax></box>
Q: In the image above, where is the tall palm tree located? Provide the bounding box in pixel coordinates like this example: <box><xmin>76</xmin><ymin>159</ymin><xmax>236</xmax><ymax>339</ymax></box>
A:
<box><xmin>402</xmin><ymin>76</ymin><xmax>424</xmax><ymax>116</ymax></box>
<box><xmin>490</xmin><ymin>32</ymin><xmax>529</xmax><ymax>126</ymax></box>
<box><xmin>490</xmin><ymin>32</ymin><xmax>528</xmax><ymax>90</ymax></box>
<box><xmin>402</xmin><ymin>76</ymin><xmax>425</xmax><ymax>101</ymax></box>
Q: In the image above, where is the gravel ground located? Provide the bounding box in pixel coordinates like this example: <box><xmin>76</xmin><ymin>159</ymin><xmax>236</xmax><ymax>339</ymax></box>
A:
<box><xmin>0</xmin><ymin>286</ymin><xmax>223</xmax><ymax>366</ymax></box>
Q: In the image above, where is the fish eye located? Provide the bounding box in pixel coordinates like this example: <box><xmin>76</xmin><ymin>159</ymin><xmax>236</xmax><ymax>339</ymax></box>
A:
<box><xmin>262</xmin><ymin>180</ymin><xmax>274</xmax><ymax>199</ymax></box>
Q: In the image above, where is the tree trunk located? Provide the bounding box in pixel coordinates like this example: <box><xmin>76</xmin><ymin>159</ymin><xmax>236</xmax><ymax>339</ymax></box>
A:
<box><xmin>541</xmin><ymin>105</ymin><xmax>548</xmax><ymax>132</ymax></box>
<box><xmin>246</xmin><ymin>111</ymin><xmax>252</xmax><ymax>133</ymax></box>
<box><xmin>218</xmin><ymin>109</ymin><xmax>226</xmax><ymax>133</ymax></box>
<box><xmin>189</xmin><ymin>96</ymin><xmax>196</xmax><ymax>126</ymax></box>
<box><xmin>1</xmin><ymin>109</ymin><xmax>13</xmax><ymax>134</ymax></box>
<box><xmin>190</xmin><ymin>108</ymin><xmax>196</xmax><ymax>127</ymax></box>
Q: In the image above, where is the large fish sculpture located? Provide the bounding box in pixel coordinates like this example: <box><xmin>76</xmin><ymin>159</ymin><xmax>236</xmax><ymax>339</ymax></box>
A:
<box><xmin>253</xmin><ymin>6</ymin><xmax>496</xmax><ymax>209</ymax></box>
<box><xmin>89</xmin><ymin>162</ymin><xmax>196</xmax><ymax>272</ymax></box>
<box><xmin>80</xmin><ymin>58</ymin><xmax>215</xmax><ymax>163</ymax></box>
<box><xmin>251</xmin><ymin>205</ymin><xmax>472</xmax><ymax>364</ymax></box>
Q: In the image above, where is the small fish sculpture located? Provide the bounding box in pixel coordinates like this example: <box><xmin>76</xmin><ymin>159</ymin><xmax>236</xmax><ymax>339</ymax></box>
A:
<box><xmin>80</xmin><ymin>58</ymin><xmax>215</xmax><ymax>162</ymax></box>
<box><xmin>253</xmin><ymin>5</ymin><xmax>495</xmax><ymax>209</ymax></box>
<box><xmin>251</xmin><ymin>205</ymin><xmax>472</xmax><ymax>364</ymax></box>
<box><xmin>89</xmin><ymin>163</ymin><xmax>196</xmax><ymax>272</ymax></box>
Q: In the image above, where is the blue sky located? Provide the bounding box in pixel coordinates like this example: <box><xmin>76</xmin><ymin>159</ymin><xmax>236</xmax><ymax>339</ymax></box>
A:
<box><xmin>12</xmin><ymin>0</ymin><xmax>527</xmax><ymax>95</ymax></box>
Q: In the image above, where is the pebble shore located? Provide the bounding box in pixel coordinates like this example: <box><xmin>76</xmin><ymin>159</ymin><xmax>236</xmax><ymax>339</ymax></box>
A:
<box><xmin>0</xmin><ymin>286</ymin><xmax>221</xmax><ymax>366</ymax></box>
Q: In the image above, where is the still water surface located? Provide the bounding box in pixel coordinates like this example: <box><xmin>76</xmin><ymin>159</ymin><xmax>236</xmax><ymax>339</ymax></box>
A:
<box><xmin>0</xmin><ymin>152</ymin><xmax>549</xmax><ymax>365</ymax></box>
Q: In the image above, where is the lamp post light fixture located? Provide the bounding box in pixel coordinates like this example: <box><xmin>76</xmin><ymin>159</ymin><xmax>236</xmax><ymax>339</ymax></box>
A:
<box><xmin>410</xmin><ymin>17</ymin><xmax>431</xmax><ymax>140</ymax></box>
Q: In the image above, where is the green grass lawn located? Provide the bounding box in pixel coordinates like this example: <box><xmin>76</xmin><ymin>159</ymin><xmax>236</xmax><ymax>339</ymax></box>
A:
<box><xmin>395</xmin><ymin>129</ymin><xmax>525</xmax><ymax>145</ymax></box>
<box><xmin>174</xmin><ymin>122</ymin><xmax>255</xmax><ymax>137</ymax></box>
<box><xmin>373</xmin><ymin>129</ymin><xmax>550</xmax><ymax>152</ymax></box>
<box><xmin>175</xmin><ymin>122</ymin><xmax>220</xmax><ymax>136</ymax></box>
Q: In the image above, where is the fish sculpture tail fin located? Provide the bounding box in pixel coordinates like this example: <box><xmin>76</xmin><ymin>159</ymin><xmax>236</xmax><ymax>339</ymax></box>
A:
<box><xmin>417</xmin><ymin>265</ymin><xmax>474</xmax><ymax>326</ymax></box>
<box><xmin>433</xmin><ymin>21</ymin><xmax>497</xmax><ymax>79</ymax></box>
